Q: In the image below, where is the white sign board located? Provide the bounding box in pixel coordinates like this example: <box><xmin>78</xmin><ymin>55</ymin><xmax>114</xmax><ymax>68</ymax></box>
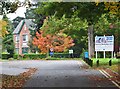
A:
<box><xmin>95</xmin><ymin>36</ymin><xmax>114</xmax><ymax>51</ymax></box>
<box><xmin>69</xmin><ymin>50</ymin><xmax>73</xmax><ymax>54</ymax></box>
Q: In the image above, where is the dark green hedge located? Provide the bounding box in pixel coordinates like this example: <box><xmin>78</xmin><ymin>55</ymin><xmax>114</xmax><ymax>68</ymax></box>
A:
<box><xmin>53</xmin><ymin>53</ymin><xmax>69</xmax><ymax>58</ymax></box>
<box><xmin>52</xmin><ymin>53</ymin><xmax>80</xmax><ymax>58</ymax></box>
<box><xmin>14</xmin><ymin>54</ymin><xmax>46</xmax><ymax>59</ymax></box>
<box><xmin>2</xmin><ymin>53</ymin><xmax>80</xmax><ymax>60</ymax></box>
<box><xmin>2</xmin><ymin>54</ymin><xmax>13</xmax><ymax>59</ymax></box>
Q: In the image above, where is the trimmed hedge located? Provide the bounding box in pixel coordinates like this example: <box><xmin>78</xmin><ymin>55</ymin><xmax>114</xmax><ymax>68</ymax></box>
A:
<box><xmin>53</xmin><ymin>53</ymin><xmax>69</xmax><ymax>58</ymax></box>
<box><xmin>1</xmin><ymin>52</ymin><xmax>80</xmax><ymax>60</ymax></box>
<box><xmin>52</xmin><ymin>53</ymin><xmax>80</xmax><ymax>58</ymax></box>
<box><xmin>2</xmin><ymin>54</ymin><xmax>13</xmax><ymax>59</ymax></box>
<box><xmin>14</xmin><ymin>53</ymin><xmax>46</xmax><ymax>59</ymax></box>
<box><xmin>83</xmin><ymin>58</ymin><xmax>93</xmax><ymax>67</ymax></box>
<box><xmin>6</xmin><ymin>53</ymin><xmax>81</xmax><ymax>60</ymax></box>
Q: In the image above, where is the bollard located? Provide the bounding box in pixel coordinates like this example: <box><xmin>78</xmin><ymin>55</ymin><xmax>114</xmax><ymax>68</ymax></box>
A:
<box><xmin>96</xmin><ymin>60</ymin><xmax>99</xmax><ymax>67</ymax></box>
<box><xmin>89</xmin><ymin>59</ymin><xmax>93</xmax><ymax>67</ymax></box>
<box><xmin>90</xmin><ymin>60</ymin><xmax>93</xmax><ymax>67</ymax></box>
<box><xmin>109</xmin><ymin>60</ymin><xmax>112</xmax><ymax>66</ymax></box>
<box><xmin>86</xmin><ymin>58</ymin><xmax>89</xmax><ymax>63</ymax></box>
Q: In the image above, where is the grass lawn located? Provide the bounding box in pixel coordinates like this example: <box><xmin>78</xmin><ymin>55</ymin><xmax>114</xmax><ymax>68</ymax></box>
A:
<box><xmin>92</xmin><ymin>58</ymin><xmax>119</xmax><ymax>66</ymax></box>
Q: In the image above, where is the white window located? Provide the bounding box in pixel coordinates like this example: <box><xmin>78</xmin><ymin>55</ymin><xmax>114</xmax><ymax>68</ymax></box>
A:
<box><xmin>15</xmin><ymin>35</ymin><xmax>19</xmax><ymax>42</ymax></box>
<box><xmin>23</xmin><ymin>43</ymin><xmax>27</xmax><ymax>46</ymax></box>
<box><xmin>23</xmin><ymin>35</ymin><xmax>28</xmax><ymax>42</ymax></box>
<box><xmin>22</xmin><ymin>42</ymin><xmax>28</xmax><ymax>47</ymax></box>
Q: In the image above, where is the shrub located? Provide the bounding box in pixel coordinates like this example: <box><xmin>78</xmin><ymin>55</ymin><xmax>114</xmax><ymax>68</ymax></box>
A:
<box><xmin>52</xmin><ymin>53</ymin><xmax>80</xmax><ymax>58</ymax></box>
<box><xmin>2</xmin><ymin>53</ymin><xmax>12</xmax><ymax>59</ymax></box>
<box><xmin>8</xmin><ymin>58</ymin><xmax>14</xmax><ymax>61</ymax></box>
<box><xmin>13</xmin><ymin>53</ymin><xmax>46</xmax><ymax>60</ymax></box>
<box><xmin>13</xmin><ymin>53</ymin><xmax>80</xmax><ymax>60</ymax></box>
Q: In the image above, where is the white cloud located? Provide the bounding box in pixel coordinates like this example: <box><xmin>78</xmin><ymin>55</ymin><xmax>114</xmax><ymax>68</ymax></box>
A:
<box><xmin>7</xmin><ymin>7</ymin><xmax>26</xmax><ymax>20</ymax></box>
<box><xmin>0</xmin><ymin>15</ymin><xmax>3</xmax><ymax>20</ymax></box>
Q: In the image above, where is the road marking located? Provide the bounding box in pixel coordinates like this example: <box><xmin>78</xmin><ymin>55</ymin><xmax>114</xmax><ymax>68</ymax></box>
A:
<box><xmin>112</xmin><ymin>81</ymin><xmax>120</xmax><ymax>89</ymax></box>
<box><xmin>102</xmin><ymin>69</ymin><xmax>112</xmax><ymax>78</ymax></box>
<box><xmin>99</xmin><ymin>70</ymin><xmax>109</xmax><ymax>78</ymax></box>
<box><xmin>99</xmin><ymin>70</ymin><xmax>120</xmax><ymax>88</ymax></box>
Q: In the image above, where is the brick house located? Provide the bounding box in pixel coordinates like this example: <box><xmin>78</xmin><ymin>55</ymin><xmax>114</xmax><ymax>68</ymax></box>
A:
<box><xmin>13</xmin><ymin>19</ymin><xmax>35</xmax><ymax>54</ymax></box>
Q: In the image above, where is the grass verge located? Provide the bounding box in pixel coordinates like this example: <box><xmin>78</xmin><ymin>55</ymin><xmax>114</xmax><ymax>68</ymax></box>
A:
<box><xmin>91</xmin><ymin>58</ymin><xmax>120</xmax><ymax>74</ymax></box>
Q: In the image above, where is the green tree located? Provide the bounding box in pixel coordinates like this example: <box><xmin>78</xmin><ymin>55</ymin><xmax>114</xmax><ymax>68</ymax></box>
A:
<box><xmin>40</xmin><ymin>14</ymin><xmax>88</xmax><ymax>54</ymax></box>
<box><xmin>0</xmin><ymin>1</ymin><xmax>19</xmax><ymax>15</ymax></box>
<box><xmin>32</xmin><ymin>2</ymin><xmax>120</xmax><ymax>57</ymax></box>
<box><xmin>35</xmin><ymin>2</ymin><xmax>106</xmax><ymax>24</ymax></box>
<box><xmin>94</xmin><ymin>13</ymin><xmax>120</xmax><ymax>52</ymax></box>
<box><xmin>34</xmin><ymin>2</ymin><xmax>107</xmax><ymax>57</ymax></box>
<box><xmin>2</xmin><ymin>15</ymin><xmax>14</xmax><ymax>56</ymax></box>
<box><xmin>0</xmin><ymin>20</ymin><xmax>8</xmax><ymax>38</ymax></box>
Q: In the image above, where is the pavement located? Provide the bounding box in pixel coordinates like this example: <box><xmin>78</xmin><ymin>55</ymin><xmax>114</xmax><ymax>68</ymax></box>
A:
<box><xmin>1</xmin><ymin>60</ymin><xmax>119</xmax><ymax>88</ymax></box>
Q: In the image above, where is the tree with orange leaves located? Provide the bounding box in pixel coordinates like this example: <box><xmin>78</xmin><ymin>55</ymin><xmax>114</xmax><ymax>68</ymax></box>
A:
<box><xmin>32</xmin><ymin>31</ymin><xmax>75</xmax><ymax>53</ymax></box>
<box><xmin>0</xmin><ymin>20</ymin><xmax>8</xmax><ymax>38</ymax></box>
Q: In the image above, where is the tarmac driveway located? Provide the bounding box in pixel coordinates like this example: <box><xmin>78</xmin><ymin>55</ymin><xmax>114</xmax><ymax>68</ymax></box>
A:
<box><xmin>1</xmin><ymin>60</ymin><xmax>118</xmax><ymax>88</ymax></box>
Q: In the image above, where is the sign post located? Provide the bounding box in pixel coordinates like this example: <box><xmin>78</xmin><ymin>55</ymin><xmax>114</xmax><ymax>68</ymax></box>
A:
<box><xmin>104</xmin><ymin>51</ymin><xmax>105</xmax><ymax>59</ymax></box>
<box><xmin>96</xmin><ymin>51</ymin><xmax>97</xmax><ymax>59</ymax></box>
<box><xmin>95</xmin><ymin>35</ymin><xmax>114</xmax><ymax>59</ymax></box>
<box><xmin>112</xmin><ymin>51</ymin><xmax>113</xmax><ymax>58</ymax></box>
<box><xmin>69</xmin><ymin>49</ymin><xmax>73</xmax><ymax>58</ymax></box>
<box><xmin>69</xmin><ymin>50</ymin><xmax>73</xmax><ymax>54</ymax></box>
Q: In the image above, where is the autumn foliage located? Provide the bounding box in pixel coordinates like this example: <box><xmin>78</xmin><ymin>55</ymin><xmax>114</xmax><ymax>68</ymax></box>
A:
<box><xmin>0</xmin><ymin>20</ymin><xmax>8</xmax><ymax>38</ymax></box>
<box><xmin>32</xmin><ymin>31</ymin><xmax>75</xmax><ymax>53</ymax></box>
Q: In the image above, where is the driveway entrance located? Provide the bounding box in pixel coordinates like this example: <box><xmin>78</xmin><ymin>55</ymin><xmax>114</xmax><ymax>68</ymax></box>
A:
<box><xmin>19</xmin><ymin>60</ymin><xmax>118</xmax><ymax>88</ymax></box>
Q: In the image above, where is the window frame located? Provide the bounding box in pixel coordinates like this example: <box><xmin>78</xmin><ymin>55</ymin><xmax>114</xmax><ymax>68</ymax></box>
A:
<box><xmin>15</xmin><ymin>35</ymin><xmax>19</xmax><ymax>43</ymax></box>
<box><xmin>22</xmin><ymin>34</ymin><xmax>28</xmax><ymax>42</ymax></box>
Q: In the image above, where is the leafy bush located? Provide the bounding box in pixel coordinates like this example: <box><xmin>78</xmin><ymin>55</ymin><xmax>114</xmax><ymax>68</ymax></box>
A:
<box><xmin>14</xmin><ymin>53</ymin><xmax>46</xmax><ymax>60</ymax></box>
<box><xmin>53</xmin><ymin>53</ymin><xmax>69</xmax><ymax>58</ymax></box>
<box><xmin>8</xmin><ymin>58</ymin><xmax>14</xmax><ymax>61</ymax></box>
<box><xmin>52</xmin><ymin>53</ymin><xmax>80</xmax><ymax>58</ymax></box>
<box><xmin>2</xmin><ymin>53</ymin><xmax>12</xmax><ymax>59</ymax></box>
<box><xmin>13</xmin><ymin>53</ymin><xmax>80</xmax><ymax>60</ymax></box>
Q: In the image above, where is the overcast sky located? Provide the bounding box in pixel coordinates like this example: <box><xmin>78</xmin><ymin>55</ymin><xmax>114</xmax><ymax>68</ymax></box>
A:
<box><xmin>7</xmin><ymin>6</ymin><xmax>26</xmax><ymax>20</ymax></box>
<box><xmin>0</xmin><ymin>0</ymin><xmax>38</xmax><ymax>20</ymax></box>
<box><xmin>7</xmin><ymin>0</ymin><xmax>28</xmax><ymax>20</ymax></box>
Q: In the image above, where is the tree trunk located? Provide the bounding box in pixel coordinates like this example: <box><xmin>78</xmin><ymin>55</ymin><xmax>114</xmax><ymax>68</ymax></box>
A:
<box><xmin>88</xmin><ymin>25</ymin><xmax>94</xmax><ymax>59</ymax></box>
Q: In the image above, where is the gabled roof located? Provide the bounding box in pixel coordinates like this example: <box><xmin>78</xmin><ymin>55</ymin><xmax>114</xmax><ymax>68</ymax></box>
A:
<box><xmin>13</xmin><ymin>20</ymin><xmax>24</xmax><ymax>34</ymax></box>
<box><xmin>25</xmin><ymin>19</ymin><xmax>35</xmax><ymax>30</ymax></box>
<box><xmin>13</xmin><ymin>19</ymin><xmax>35</xmax><ymax>34</ymax></box>
<box><xmin>12</xmin><ymin>16</ymin><xmax>24</xmax><ymax>22</ymax></box>
<box><xmin>12</xmin><ymin>16</ymin><xmax>25</xmax><ymax>28</ymax></box>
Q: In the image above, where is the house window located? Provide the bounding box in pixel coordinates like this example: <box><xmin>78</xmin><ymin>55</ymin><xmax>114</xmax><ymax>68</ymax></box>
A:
<box><xmin>22</xmin><ymin>47</ymin><xmax>28</xmax><ymax>54</ymax></box>
<box><xmin>23</xmin><ymin>35</ymin><xmax>28</xmax><ymax>42</ymax></box>
<box><xmin>23</xmin><ymin>42</ymin><xmax>27</xmax><ymax>46</ymax></box>
<box><xmin>15</xmin><ymin>35</ymin><xmax>19</xmax><ymax>42</ymax></box>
